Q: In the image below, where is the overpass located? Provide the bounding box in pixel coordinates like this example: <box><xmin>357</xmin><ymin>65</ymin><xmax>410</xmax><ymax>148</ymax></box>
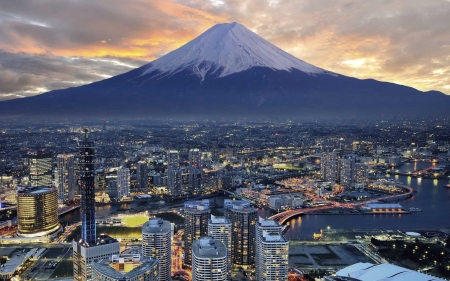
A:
<box><xmin>58</xmin><ymin>205</ymin><xmax>80</xmax><ymax>216</ymax></box>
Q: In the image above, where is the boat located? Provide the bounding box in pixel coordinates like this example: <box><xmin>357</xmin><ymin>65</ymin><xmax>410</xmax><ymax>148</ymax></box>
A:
<box><xmin>444</xmin><ymin>184</ymin><xmax>450</xmax><ymax>188</ymax></box>
<box><xmin>409</xmin><ymin>207</ymin><xmax>422</xmax><ymax>212</ymax></box>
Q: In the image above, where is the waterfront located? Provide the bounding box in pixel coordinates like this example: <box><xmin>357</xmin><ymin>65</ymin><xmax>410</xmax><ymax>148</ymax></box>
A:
<box><xmin>282</xmin><ymin>162</ymin><xmax>450</xmax><ymax>239</ymax></box>
<box><xmin>59</xmin><ymin>161</ymin><xmax>450</xmax><ymax>240</ymax></box>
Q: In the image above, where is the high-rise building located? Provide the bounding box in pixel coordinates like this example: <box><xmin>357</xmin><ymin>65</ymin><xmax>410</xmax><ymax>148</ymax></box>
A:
<box><xmin>73</xmin><ymin>129</ymin><xmax>120</xmax><ymax>281</ymax></box>
<box><xmin>55</xmin><ymin>154</ymin><xmax>76</xmax><ymax>202</ymax></box>
<box><xmin>167</xmin><ymin>150</ymin><xmax>182</xmax><ymax>195</ymax></box>
<box><xmin>189</xmin><ymin>148</ymin><xmax>202</xmax><ymax>194</ymax></box>
<box><xmin>339</xmin><ymin>157</ymin><xmax>355</xmax><ymax>187</ymax></box>
<box><xmin>208</xmin><ymin>216</ymin><xmax>231</xmax><ymax>280</ymax></box>
<box><xmin>256</xmin><ymin>231</ymin><xmax>289</xmax><ymax>281</ymax></box>
<box><xmin>321</xmin><ymin>150</ymin><xmax>340</xmax><ymax>183</ymax></box>
<box><xmin>255</xmin><ymin>218</ymin><xmax>282</xmax><ymax>281</ymax></box>
<box><xmin>354</xmin><ymin>163</ymin><xmax>369</xmax><ymax>184</ymax></box>
<box><xmin>225</xmin><ymin>200</ymin><xmax>257</xmax><ymax>267</ymax></box>
<box><xmin>92</xmin><ymin>254</ymin><xmax>159</xmax><ymax>281</ymax></box>
<box><xmin>136</xmin><ymin>161</ymin><xmax>148</xmax><ymax>190</ymax></box>
<box><xmin>28</xmin><ymin>149</ymin><xmax>52</xmax><ymax>187</ymax></box>
<box><xmin>117</xmin><ymin>167</ymin><xmax>130</xmax><ymax>198</ymax></box>
<box><xmin>17</xmin><ymin>186</ymin><xmax>60</xmax><ymax>237</ymax></box>
<box><xmin>184</xmin><ymin>200</ymin><xmax>211</xmax><ymax>266</ymax></box>
<box><xmin>142</xmin><ymin>218</ymin><xmax>172</xmax><ymax>281</ymax></box>
<box><xmin>192</xmin><ymin>236</ymin><xmax>227</xmax><ymax>281</ymax></box>
<box><xmin>73</xmin><ymin>234</ymin><xmax>120</xmax><ymax>281</ymax></box>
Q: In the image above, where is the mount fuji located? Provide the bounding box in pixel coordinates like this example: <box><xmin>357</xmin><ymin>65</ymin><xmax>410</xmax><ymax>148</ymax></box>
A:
<box><xmin>1</xmin><ymin>22</ymin><xmax>449</xmax><ymax>119</ymax></box>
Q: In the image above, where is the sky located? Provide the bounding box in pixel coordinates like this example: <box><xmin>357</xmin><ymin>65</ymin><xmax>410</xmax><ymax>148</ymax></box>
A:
<box><xmin>0</xmin><ymin>0</ymin><xmax>449</xmax><ymax>101</ymax></box>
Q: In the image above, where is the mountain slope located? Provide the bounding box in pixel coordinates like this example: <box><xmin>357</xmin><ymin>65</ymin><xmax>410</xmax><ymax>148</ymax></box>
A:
<box><xmin>0</xmin><ymin>22</ymin><xmax>449</xmax><ymax>119</ymax></box>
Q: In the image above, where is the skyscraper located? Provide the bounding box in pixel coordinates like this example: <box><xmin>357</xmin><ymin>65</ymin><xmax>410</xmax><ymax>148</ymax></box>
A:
<box><xmin>73</xmin><ymin>129</ymin><xmax>120</xmax><ymax>281</ymax></box>
<box><xmin>79</xmin><ymin>129</ymin><xmax>96</xmax><ymax>245</ymax></box>
<box><xmin>208</xmin><ymin>216</ymin><xmax>231</xmax><ymax>280</ymax></box>
<box><xmin>28</xmin><ymin>149</ymin><xmax>52</xmax><ymax>187</ymax></box>
<box><xmin>136</xmin><ymin>161</ymin><xmax>148</xmax><ymax>190</ymax></box>
<box><xmin>354</xmin><ymin>163</ymin><xmax>369</xmax><ymax>184</ymax></box>
<box><xmin>189</xmin><ymin>148</ymin><xmax>202</xmax><ymax>194</ymax></box>
<box><xmin>192</xmin><ymin>236</ymin><xmax>227</xmax><ymax>281</ymax></box>
<box><xmin>255</xmin><ymin>218</ymin><xmax>282</xmax><ymax>281</ymax></box>
<box><xmin>117</xmin><ymin>167</ymin><xmax>130</xmax><ymax>198</ymax></box>
<box><xmin>142</xmin><ymin>218</ymin><xmax>172</xmax><ymax>281</ymax></box>
<box><xmin>321</xmin><ymin>150</ymin><xmax>340</xmax><ymax>183</ymax></box>
<box><xmin>257</xmin><ymin>231</ymin><xmax>289</xmax><ymax>281</ymax></box>
<box><xmin>167</xmin><ymin>150</ymin><xmax>182</xmax><ymax>195</ymax></box>
<box><xmin>17</xmin><ymin>185</ymin><xmax>60</xmax><ymax>237</ymax></box>
<box><xmin>225</xmin><ymin>200</ymin><xmax>257</xmax><ymax>267</ymax></box>
<box><xmin>55</xmin><ymin>153</ymin><xmax>76</xmax><ymax>202</ymax></box>
<box><xmin>184</xmin><ymin>200</ymin><xmax>211</xmax><ymax>266</ymax></box>
<box><xmin>339</xmin><ymin>157</ymin><xmax>355</xmax><ymax>187</ymax></box>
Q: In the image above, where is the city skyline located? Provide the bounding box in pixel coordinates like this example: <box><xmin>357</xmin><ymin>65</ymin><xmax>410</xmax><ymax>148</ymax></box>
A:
<box><xmin>0</xmin><ymin>0</ymin><xmax>449</xmax><ymax>102</ymax></box>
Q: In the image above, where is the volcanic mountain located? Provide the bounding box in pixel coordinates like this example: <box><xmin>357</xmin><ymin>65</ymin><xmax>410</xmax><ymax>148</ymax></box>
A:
<box><xmin>1</xmin><ymin>22</ymin><xmax>449</xmax><ymax>118</ymax></box>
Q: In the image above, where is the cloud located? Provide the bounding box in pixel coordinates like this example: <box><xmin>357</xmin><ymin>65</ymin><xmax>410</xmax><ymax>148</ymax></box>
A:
<box><xmin>0</xmin><ymin>0</ymin><xmax>449</xmax><ymax>98</ymax></box>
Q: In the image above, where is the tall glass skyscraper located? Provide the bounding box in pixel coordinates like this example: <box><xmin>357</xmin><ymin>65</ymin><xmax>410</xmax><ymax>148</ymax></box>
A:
<box><xmin>28</xmin><ymin>149</ymin><xmax>52</xmax><ymax>187</ymax></box>
<box><xmin>55</xmin><ymin>153</ymin><xmax>76</xmax><ymax>202</ymax></box>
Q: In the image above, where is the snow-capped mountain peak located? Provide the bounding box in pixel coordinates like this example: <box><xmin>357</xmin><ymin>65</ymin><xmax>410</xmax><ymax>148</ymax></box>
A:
<box><xmin>140</xmin><ymin>22</ymin><xmax>327</xmax><ymax>80</ymax></box>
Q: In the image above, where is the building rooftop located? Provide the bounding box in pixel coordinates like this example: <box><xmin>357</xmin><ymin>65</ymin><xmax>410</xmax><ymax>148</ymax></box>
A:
<box><xmin>17</xmin><ymin>185</ymin><xmax>55</xmax><ymax>195</ymax></box>
<box><xmin>336</xmin><ymin>262</ymin><xmax>445</xmax><ymax>281</ymax></box>
<box><xmin>192</xmin><ymin>236</ymin><xmax>227</xmax><ymax>259</ymax></box>
<box><xmin>258</xmin><ymin>217</ymin><xmax>280</xmax><ymax>227</ymax></box>
<box><xmin>261</xmin><ymin>231</ymin><xmax>288</xmax><ymax>243</ymax></box>
<box><xmin>209</xmin><ymin>216</ymin><xmax>230</xmax><ymax>224</ymax></box>
<box><xmin>93</xmin><ymin>255</ymin><xmax>158</xmax><ymax>280</ymax></box>
<box><xmin>142</xmin><ymin>218</ymin><xmax>171</xmax><ymax>234</ymax></box>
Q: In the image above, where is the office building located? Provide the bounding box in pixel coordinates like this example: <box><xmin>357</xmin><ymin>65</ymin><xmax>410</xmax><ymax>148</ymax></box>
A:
<box><xmin>192</xmin><ymin>236</ymin><xmax>227</xmax><ymax>281</ymax></box>
<box><xmin>340</xmin><ymin>157</ymin><xmax>355</xmax><ymax>187</ymax></box>
<box><xmin>117</xmin><ymin>167</ymin><xmax>130</xmax><ymax>198</ymax></box>
<box><xmin>257</xmin><ymin>231</ymin><xmax>289</xmax><ymax>281</ymax></box>
<box><xmin>17</xmin><ymin>186</ymin><xmax>60</xmax><ymax>237</ymax></box>
<box><xmin>73</xmin><ymin>129</ymin><xmax>120</xmax><ymax>281</ymax></box>
<box><xmin>136</xmin><ymin>161</ymin><xmax>148</xmax><ymax>190</ymax></box>
<box><xmin>321</xmin><ymin>150</ymin><xmax>340</xmax><ymax>183</ymax></box>
<box><xmin>28</xmin><ymin>149</ymin><xmax>52</xmax><ymax>187</ymax></box>
<box><xmin>73</xmin><ymin>234</ymin><xmax>120</xmax><ymax>281</ymax></box>
<box><xmin>92</xmin><ymin>254</ymin><xmax>159</xmax><ymax>281</ymax></box>
<box><xmin>142</xmin><ymin>218</ymin><xmax>172</xmax><ymax>281</ymax></box>
<box><xmin>167</xmin><ymin>150</ymin><xmax>182</xmax><ymax>195</ymax></box>
<box><xmin>184</xmin><ymin>200</ymin><xmax>211</xmax><ymax>266</ymax></box>
<box><xmin>225</xmin><ymin>200</ymin><xmax>257</xmax><ymax>267</ymax></box>
<box><xmin>208</xmin><ymin>216</ymin><xmax>231</xmax><ymax>280</ymax></box>
<box><xmin>55</xmin><ymin>153</ymin><xmax>76</xmax><ymax>202</ymax></box>
<box><xmin>189</xmin><ymin>148</ymin><xmax>203</xmax><ymax>194</ymax></box>
<box><xmin>255</xmin><ymin>218</ymin><xmax>283</xmax><ymax>281</ymax></box>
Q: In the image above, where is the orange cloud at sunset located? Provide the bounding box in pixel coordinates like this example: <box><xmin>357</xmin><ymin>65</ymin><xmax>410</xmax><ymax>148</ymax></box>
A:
<box><xmin>0</xmin><ymin>0</ymin><xmax>449</xmax><ymax>100</ymax></box>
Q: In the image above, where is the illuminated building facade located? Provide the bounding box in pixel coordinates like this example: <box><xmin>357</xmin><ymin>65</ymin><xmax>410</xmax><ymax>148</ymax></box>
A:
<box><xmin>184</xmin><ymin>201</ymin><xmax>211</xmax><ymax>266</ymax></box>
<box><xmin>55</xmin><ymin>153</ymin><xmax>76</xmax><ymax>202</ymax></box>
<box><xmin>168</xmin><ymin>150</ymin><xmax>182</xmax><ymax>195</ymax></box>
<box><xmin>17</xmin><ymin>186</ymin><xmax>60</xmax><ymax>237</ymax></box>
<box><xmin>142</xmin><ymin>218</ymin><xmax>172</xmax><ymax>281</ymax></box>
<box><xmin>255</xmin><ymin>218</ymin><xmax>283</xmax><ymax>280</ymax></box>
<box><xmin>189</xmin><ymin>148</ymin><xmax>203</xmax><ymax>194</ymax></box>
<box><xmin>321</xmin><ymin>150</ymin><xmax>340</xmax><ymax>183</ymax></box>
<box><xmin>79</xmin><ymin>129</ymin><xmax>96</xmax><ymax>245</ymax></box>
<box><xmin>192</xmin><ymin>237</ymin><xmax>227</xmax><ymax>281</ymax></box>
<box><xmin>225</xmin><ymin>200</ymin><xmax>257</xmax><ymax>267</ymax></box>
<box><xmin>340</xmin><ymin>157</ymin><xmax>355</xmax><ymax>187</ymax></box>
<box><xmin>136</xmin><ymin>161</ymin><xmax>148</xmax><ymax>190</ymax></box>
<box><xmin>117</xmin><ymin>167</ymin><xmax>130</xmax><ymax>198</ymax></box>
<box><xmin>208</xmin><ymin>216</ymin><xmax>231</xmax><ymax>280</ymax></box>
<box><xmin>28</xmin><ymin>149</ymin><xmax>52</xmax><ymax>187</ymax></box>
<box><xmin>257</xmin><ymin>231</ymin><xmax>289</xmax><ymax>281</ymax></box>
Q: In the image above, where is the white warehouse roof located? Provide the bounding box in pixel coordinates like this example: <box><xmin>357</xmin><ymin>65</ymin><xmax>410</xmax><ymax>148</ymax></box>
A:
<box><xmin>336</xmin><ymin>263</ymin><xmax>445</xmax><ymax>281</ymax></box>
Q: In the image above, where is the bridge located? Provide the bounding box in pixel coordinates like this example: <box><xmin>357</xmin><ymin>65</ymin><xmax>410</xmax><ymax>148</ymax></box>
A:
<box><xmin>269</xmin><ymin>183</ymin><xmax>415</xmax><ymax>224</ymax></box>
<box><xmin>58</xmin><ymin>205</ymin><xmax>80</xmax><ymax>216</ymax></box>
